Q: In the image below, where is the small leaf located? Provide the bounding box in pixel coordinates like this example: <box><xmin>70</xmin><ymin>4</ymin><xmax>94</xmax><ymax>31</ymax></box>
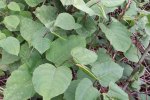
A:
<box><xmin>7</xmin><ymin>2</ymin><xmax>20</xmax><ymax>11</ymax></box>
<box><xmin>60</xmin><ymin>0</ymin><xmax>73</xmax><ymax>5</ymax></box>
<box><xmin>107</xmin><ymin>82</ymin><xmax>129</xmax><ymax>100</ymax></box>
<box><xmin>0</xmin><ymin>37</ymin><xmax>20</xmax><ymax>56</ymax></box>
<box><xmin>0</xmin><ymin>0</ymin><xmax>6</xmax><ymax>9</ymax></box>
<box><xmin>145</xmin><ymin>23</ymin><xmax>150</xmax><ymax>36</ymax></box>
<box><xmin>54</xmin><ymin>13</ymin><xmax>81</xmax><ymax>30</ymax></box>
<box><xmin>96</xmin><ymin>48</ymin><xmax>112</xmax><ymax>63</ymax></box>
<box><xmin>0</xmin><ymin>50</ymin><xmax>20</xmax><ymax>65</ymax></box>
<box><xmin>75</xmin><ymin>78</ymin><xmax>100</xmax><ymax>100</ymax></box>
<box><xmin>60</xmin><ymin>0</ymin><xmax>96</xmax><ymax>16</ymax></box>
<box><xmin>32</xmin><ymin>37</ymin><xmax>51</xmax><ymax>54</ymax></box>
<box><xmin>32</xmin><ymin>63</ymin><xmax>72</xmax><ymax>100</ymax></box>
<box><xmin>91</xmin><ymin>61</ymin><xmax>123</xmax><ymax>86</ymax></box>
<box><xmin>64</xmin><ymin>80</ymin><xmax>81</xmax><ymax>100</ymax></box>
<box><xmin>73</xmin><ymin>0</ymin><xmax>96</xmax><ymax>16</ymax></box>
<box><xmin>46</xmin><ymin>35</ymin><xmax>86</xmax><ymax>66</ymax></box>
<box><xmin>71</xmin><ymin>47</ymin><xmax>97</xmax><ymax>65</ymax></box>
<box><xmin>3</xmin><ymin>15</ymin><xmax>20</xmax><ymax>31</ymax></box>
<box><xmin>24</xmin><ymin>0</ymin><xmax>44</xmax><ymax>7</ymax></box>
<box><xmin>4</xmin><ymin>64</ymin><xmax>35</xmax><ymax>100</ymax></box>
<box><xmin>101</xmin><ymin>0</ymin><xmax>125</xmax><ymax>7</ymax></box>
<box><xmin>76</xmin><ymin>16</ymin><xmax>97</xmax><ymax>37</ymax></box>
<box><xmin>0</xmin><ymin>31</ymin><xmax>6</xmax><ymax>40</ymax></box>
<box><xmin>124</xmin><ymin>45</ymin><xmax>141</xmax><ymax>62</ymax></box>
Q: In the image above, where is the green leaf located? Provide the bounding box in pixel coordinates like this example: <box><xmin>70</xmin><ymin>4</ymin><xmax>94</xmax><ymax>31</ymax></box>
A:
<box><xmin>96</xmin><ymin>48</ymin><xmax>112</xmax><ymax>63</ymax></box>
<box><xmin>64</xmin><ymin>80</ymin><xmax>81</xmax><ymax>100</ymax></box>
<box><xmin>76</xmin><ymin>16</ymin><xmax>97</xmax><ymax>37</ymax></box>
<box><xmin>91</xmin><ymin>61</ymin><xmax>123</xmax><ymax>86</ymax></box>
<box><xmin>145</xmin><ymin>23</ymin><xmax>150</xmax><ymax>36</ymax></box>
<box><xmin>46</xmin><ymin>35</ymin><xmax>86</xmax><ymax>66</ymax></box>
<box><xmin>20</xmin><ymin>17</ymin><xmax>47</xmax><ymax>45</ymax></box>
<box><xmin>60</xmin><ymin>0</ymin><xmax>96</xmax><ymax>16</ymax></box>
<box><xmin>140</xmin><ymin>94</ymin><xmax>150</xmax><ymax>100</ymax></box>
<box><xmin>7</xmin><ymin>2</ymin><xmax>20</xmax><ymax>11</ymax></box>
<box><xmin>123</xmin><ymin>1</ymin><xmax>138</xmax><ymax>20</ymax></box>
<box><xmin>60</xmin><ymin>0</ymin><xmax>73</xmax><ymax>5</ymax></box>
<box><xmin>120</xmin><ymin>63</ymin><xmax>133</xmax><ymax>79</ymax></box>
<box><xmin>0</xmin><ymin>50</ymin><xmax>20</xmax><ymax>65</ymax></box>
<box><xmin>34</xmin><ymin>5</ymin><xmax>57</xmax><ymax>28</ymax></box>
<box><xmin>75</xmin><ymin>78</ymin><xmax>100</xmax><ymax>100</ymax></box>
<box><xmin>54</xmin><ymin>13</ymin><xmax>81</xmax><ymax>30</ymax></box>
<box><xmin>99</xmin><ymin>21</ymin><xmax>131</xmax><ymax>52</ymax></box>
<box><xmin>124</xmin><ymin>45</ymin><xmax>141</xmax><ymax>62</ymax></box>
<box><xmin>4</xmin><ymin>64</ymin><xmax>35</xmax><ymax>100</ymax></box>
<box><xmin>101</xmin><ymin>0</ymin><xmax>125</xmax><ymax>7</ymax></box>
<box><xmin>0</xmin><ymin>37</ymin><xmax>20</xmax><ymax>56</ymax></box>
<box><xmin>107</xmin><ymin>82</ymin><xmax>129</xmax><ymax>100</ymax></box>
<box><xmin>3</xmin><ymin>15</ymin><xmax>20</xmax><ymax>31</ymax></box>
<box><xmin>32</xmin><ymin>37</ymin><xmax>51</xmax><ymax>54</ymax></box>
<box><xmin>0</xmin><ymin>31</ymin><xmax>6</xmax><ymax>40</ymax></box>
<box><xmin>32</xmin><ymin>63</ymin><xmax>72</xmax><ymax>100</ymax></box>
<box><xmin>71</xmin><ymin>47</ymin><xmax>97</xmax><ymax>65</ymax></box>
<box><xmin>0</xmin><ymin>0</ymin><xmax>6</xmax><ymax>9</ymax></box>
<box><xmin>24</xmin><ymin>0</ymin><xmax>44</xmax><ymax>7</ymax></box>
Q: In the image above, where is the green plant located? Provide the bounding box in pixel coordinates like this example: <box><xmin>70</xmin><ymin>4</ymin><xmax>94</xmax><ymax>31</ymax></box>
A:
<box><xmin>0</xmin><ymin>0</ymin><xmax>150</xmax><ymax>100</ymax></box>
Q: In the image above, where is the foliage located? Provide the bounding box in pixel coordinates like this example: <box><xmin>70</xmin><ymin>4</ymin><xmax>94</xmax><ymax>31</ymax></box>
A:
<box><xmin>0</xmin><ymin>0</ymin><xmax>150</xmax><ymax>100</ymax></box>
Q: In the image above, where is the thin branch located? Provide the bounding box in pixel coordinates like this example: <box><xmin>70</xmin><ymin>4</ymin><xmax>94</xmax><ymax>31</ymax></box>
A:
<box><xmin>123</xmin><ymin>42</ymin><xmax>150</xmax><ymax>90</ymax></box>
<box><xmin>118</xmin><ymin>0</ymin><xmax>132</xmax><ymax>20</ymax></box>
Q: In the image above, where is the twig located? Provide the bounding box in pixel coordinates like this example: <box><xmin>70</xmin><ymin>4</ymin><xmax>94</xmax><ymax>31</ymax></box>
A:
<box><xmin>123</xmin><ymin>42</ymin><xmax>150</xmax><ymax>90</ymax></box>
<box><xmin>118</xmin><ymin>0</ymin><xmax>132</xmax><ymax>20</ymax></box>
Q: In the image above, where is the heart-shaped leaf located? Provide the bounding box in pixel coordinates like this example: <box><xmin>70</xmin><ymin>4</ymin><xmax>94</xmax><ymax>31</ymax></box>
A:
<box><xmin>32</xmin><ymin>63</ymin><xmax>72</xmax><ymax>100</ymax></box>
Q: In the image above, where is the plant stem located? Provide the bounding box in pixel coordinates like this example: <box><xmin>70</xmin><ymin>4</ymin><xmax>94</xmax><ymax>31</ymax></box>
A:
<box><xmin>123</xmin><ymin>42</ymin><xmax>150</xmax><ymax>90</ymax></box>
<box><xmin>118</xmin><ymin>0</ymin><xmax>132</xmax><ymax>20</ymax></box>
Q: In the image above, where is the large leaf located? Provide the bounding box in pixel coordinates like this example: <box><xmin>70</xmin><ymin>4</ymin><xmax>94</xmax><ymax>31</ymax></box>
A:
<box><xmin>7</xmin><ymin>2</ymin><xmax>20</xmax><ymax>11</ymax></box>
<box><xmin>71</xmin><ymin>47</ymin><xmax>97</xmax><ymax>65</ymax></box>
<box><xmin>54</xmin><ymin>13</ymin><xmax>81</xmax><ymax>30</ymax></box>
<box><xmin>24</xmin><ymin>0</ymin><xmax>44</xmax><ymax>7</ymax></box>
<box><xmin>124</xmin><ymin>45</ymin><xmax>141</xmax><ymax>62</ymax></box>
<box><xmin>101</xmin><ymin>0</ymin><xmax>125</xmax><ymax>7</ymax></box>
<box><xmin>0</xmin><ymin>37</ymin><xmax>20</xmax><ymax>56</ymax></box>
<box><xmin>20</xmin><ymin>17</ymin><xmax>47</xmax><ymax>45</ymax></box>
<box><xmin>4</xmin><ymin>64</ymin><xmax>35</xmax><ymax>100</ymax></box>
<box><xmin>75</xmin><ymin>78</ymin><xmax>100</xmax><ymax>100</ymax></box>
<box><xmin>99</xmin><ymin>21</ymin><xmax>131</xmax><ymax>52</ymax></box>
<box><xmin>3</xmin><ymin>15</ymin><xmax>20</xmax><ymax>31</ymax></box>
<box><xmin>46</xmin><ymin>35</ymin><xmax>86</xmax><ymax>66</ymax></box>
<box><xmin>91</xmin><ymin>61</ymin><xmax>123</xmax><ymax>86</ymax></box>
<box><xmin>35</xmin><ymin>5</ymin><xmax>57</xmax><ymax>28</ymax></box>
<box><xmin>32</xmin><ymin>63</ymin><xmax>72</xmax><ymax>100</ymax></box>
<box><xmin>107</xmin><ymin>82</ymin><xmax>129</xmax><ymax>100</ymax></box>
